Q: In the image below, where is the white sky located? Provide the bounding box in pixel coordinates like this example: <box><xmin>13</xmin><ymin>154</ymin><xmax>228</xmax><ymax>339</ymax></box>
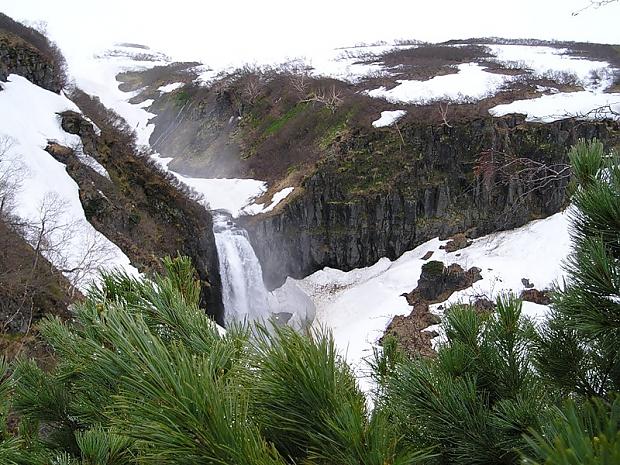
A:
<box><xmin>1</xmin><ymin>0</ymin><xmax>619</xmax><ymax>69</ymax></box>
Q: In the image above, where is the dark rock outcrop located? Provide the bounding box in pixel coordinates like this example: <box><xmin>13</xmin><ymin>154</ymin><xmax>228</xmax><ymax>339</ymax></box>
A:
<box><xmin>383</xmin><ymin>260</ymin><xmax>482</xmax><ymax>357</ymax></box>
<box><xmin>441</xmin><ymin>233</ymin><xmax>472</xmax><ymax>253</ymax></box>
<box><xmin>382</xmin><ymin>302</ymin><xmax>441</xmax><ymax>358</ymax></box>
<box><xmin>0</xmin><ymin>13</ymin><xmax>65</xmax><ymax>92</ymax></box>
<box><xmin>244</xmin><ymin>117</ymin><xmax>619</xmax><ymax>288</ymax></box>
<box><xmin>520</xmin><ymin>288</ymin><xmax>552</xmax><ymax>305</ymax></box>
<box><xmin>404</xmin><ymin>261</ymin><xmax>482</xmax><ymax>305</ymax></box>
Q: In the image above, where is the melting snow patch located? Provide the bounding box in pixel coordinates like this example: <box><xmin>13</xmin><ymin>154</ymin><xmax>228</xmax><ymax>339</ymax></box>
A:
<box><xmin>73</xmin><ymin>145</ymin><xmax>111</xmax><ymax>179</ymax></box>
<box><xmin>243</xmin><ymin>187</ymin><xmax>295</xmax><ymax>215</ymax></box>
<box><xmin>158</xmin><ymin>82</ymin><xmax>185</xmax><ymax>93</ymax></box>
<box><xmin>367</xmin><ymin>63</ymin><xmax>510</xmax><ymax>104</ymax></box>
<box><xmin>372</xmin><ymin>110</ymin><xmax>406</xmax><ymax>127</ymax></box>
<box><xmin>70</xmin><ymin>51</ymin><xmax>169</xmax><ymax>147</ymax></box>
<box><xmin>172</xmin><ymin>175</ymin><xmax>267</xmax><ymax>218</ymax></box>
<box><xmin>489</xmin><ymin>91</ymin><xmax>620</xmax><ymax>122</ymax></box>
<box><xmin>487</xmin><ymin>44</ymin><xmax>613</xmax><ymax>89</ymax></box>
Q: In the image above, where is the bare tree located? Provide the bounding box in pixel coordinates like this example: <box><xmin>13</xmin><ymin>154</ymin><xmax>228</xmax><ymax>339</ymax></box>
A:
<box><xmin>438</xmin><ymin>102</ymin><xmax>452</xmax><ymax>128</ymax></box>
<box><xmin>60</xmin><ymin>226</ymin><xmax>116</xmax><ymax>297</ymax></box>
<box><xmin>241</xmin><ymin>74</ymin><xmax>262</xmax><ymax>105</ymax></box>
<box><xmin>290</xmin><ymin>72</ymin><xmax>310</xmax><ymax>96</ymax></box>
<box><xmin>24</xmin><ymin>193</ymin><xmax>116</xmax><ymax>292</ymax></box>
<box><xmin>301</xmin><ymin>85</ymin><xmax>343</xmax><ymax>113</ymax></box>
<box><xmin>0</xmin><ymin>135</ymin><xmax>26</xmax><ymax>222</ymax></box>
<box><xmin>474</xmin><ymin>148</ymin><xmax>571</xmax><ymax>215</ymax></box>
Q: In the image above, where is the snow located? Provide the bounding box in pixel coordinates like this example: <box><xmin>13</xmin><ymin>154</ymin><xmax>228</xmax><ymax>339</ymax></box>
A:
<box><xmin>487</xmin><ymin>45</ymin><xmax>612</xmax><ymax>88</ymax></box>
<box><xmin>0</xmin><ymin>74</ymin><xmax>138</xmax><ymax>288</ymax></box>
<box><xmin>73</xmin><ymin>145</ymin><xmax>111</xmax><ymax>179</ymax></box>
<box><xmin>367</xmin><ymin>63</ymin><xmax>511</xmax><ymax>104</ymax></box>
<box><xmin>157</xmin><ymin>82</ymin><xmax>185</xmax><ymax>93</ymax></box>
<box><xmin>372</xmin><ymin>110</ymin><xmax>407</xmax><ymax>127</ymax></box>
<box><xmin>290</xmin><ymin>210</ymin><xmax>571</xmax><ymax>391</ymax></box>
<box><xmin>489</xmin><ymin>90</ymin><xmax>620</xmax><ymax>122</ymax></box>
<box><xmin>70</xmin><ymin>49</ymin><xmax>169</xmax><ymax>147</ymax></box>
<box><xmin>306</xmin><ymin>44</ymin><xmax>407</xmax><ymax>83</ymax></box>
<box><xmin>242</xmin><ymin>187</ymin><xmax>295</xmax><ymax>215</ymax></box>
<box><xmin>172</xmin><ymin>174</ymin><xmax>267</xmax><ymax>218</ymax></box>
<box><xmin>70</xmin><ymin>50</ymin><xmax>272</xmax><ymax>218</ymax></box>
<box><xmin>485</xmin><ymin>44</ymin><xmax>620</xmax><ymax>122</ymax></box>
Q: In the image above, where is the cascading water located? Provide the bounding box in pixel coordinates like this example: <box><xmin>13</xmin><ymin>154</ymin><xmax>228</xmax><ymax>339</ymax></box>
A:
<box><xmin>213</xmin><ymin>213</ymin><xmax>273</xmax><ymax>324</ymax></box>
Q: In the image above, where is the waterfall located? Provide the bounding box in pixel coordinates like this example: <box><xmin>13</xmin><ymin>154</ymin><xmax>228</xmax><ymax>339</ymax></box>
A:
<box><xmin>213</xmin><ymin>213</ymin><xmax>272</xmax><ymax>324</ymax></box>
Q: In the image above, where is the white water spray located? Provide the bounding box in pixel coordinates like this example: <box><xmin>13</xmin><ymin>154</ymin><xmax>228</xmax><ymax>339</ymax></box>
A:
<box><xmin>213</xmin><ymin>213</ymin><xmax>272</xmax><ymax>324</ymax></box>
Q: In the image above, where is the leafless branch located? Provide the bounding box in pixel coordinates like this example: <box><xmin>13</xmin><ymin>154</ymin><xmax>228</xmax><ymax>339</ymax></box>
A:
<box><xmin>438</xmin><ymin>102</ymin><xmax>452</xmax><ymax>128</ymax></box>
<box><xmin>572</xmin><ymin>0</ymin><xmax>619</xmax><ymax>15</ymax></box>
<box><xmin>300</xmin><ymin>85</ymin><xmax>343</xmax><ymax>113</ymax></box>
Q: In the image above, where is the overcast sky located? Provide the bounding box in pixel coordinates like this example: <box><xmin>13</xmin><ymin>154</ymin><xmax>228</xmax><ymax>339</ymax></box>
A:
<box><xmin>1</xmin><ymin>0</ymin><xmax>619</xmax><ymax>69</ymax></box>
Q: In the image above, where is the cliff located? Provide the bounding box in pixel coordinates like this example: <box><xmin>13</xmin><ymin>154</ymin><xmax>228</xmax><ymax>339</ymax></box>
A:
<box><xmin>243</xmin><ymin>116</ymin><xmax>619</xmax><ymax>288</ymax></box>
<box><xmin>0</xmin><ymin>12</ymin><xmax>66</xmax><ymax>92</ymax></box>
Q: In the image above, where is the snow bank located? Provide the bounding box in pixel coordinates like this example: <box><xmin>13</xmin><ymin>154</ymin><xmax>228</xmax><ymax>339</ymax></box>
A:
<box><xmin>242</xmin><ymin>187</ymin><xmax>295</xmax><ymax>215</ymax></box>
<box><xmin>0</xmin><ymin>74</ymin><xmax>138</xmax><ymax>288</ymax></box>
<box><xmin>73</xmin><ymin>50</ymin><xmax>277</xmax><ymax>218</ymax></box>
<box><xmin>291</xmin><ymin>211</ymin><xmax>571</xmax><ymax>391</ymax></box>
<box><xmin>487</xmin><ymin>44</ymin><xmax>612</xmax><ymax>89</ymax></box>
<box><xmin>372</xmin><ymin>110</ymin><xmax>406</xmax><ymax>127</ymax></box>
<box><xmin>173</xmin><ymin>174</ymin><xmax>267</xmax><ymax>218</ymax></box>
<box><xmin>157</xmin><ymin>82</ymin><xmax>185</xmax><ymax>93</ymax></box>
<box><xmin>489</xmin><ymin>90</ymin><xmax>620</xmax><ymax>122</ymax></box>
<box><xmin>367</xmin><ymin>63</ymin><xmax>510</xmax><ymax>104</ymax></box>
<box><xmin>486</xmin><ymin>44</ymin><xmax>619</xmax><ymax>122</ymax></box>
<box><xmin>73</xmin><ymin>145</ymin><xmax>110</xmax><ymax>179</ymax></box>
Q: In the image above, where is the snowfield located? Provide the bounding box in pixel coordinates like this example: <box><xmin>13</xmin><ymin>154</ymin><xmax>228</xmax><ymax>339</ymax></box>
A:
<box><xmin>0</xmin><ymin>74</ymin><xmax>138</xmax><ymax>289</ymax></box>
<box><xmin>242</xmin><ymin>187</ymin><xmax>295</xmax><ymax>215</ymax></box>
<box><xmin>70</xmin><ymin>46</ymin><xmax>170</xmax><ymax>146</ymax></box>
<box><xmin>176</xmin><ymin>175</ymin><xmax>267</xmax><ymax>218</ymax></box>
<box><xmin>291</xmin><ymin>211</ymin><xmax>571</xmax><ymax>391</ymax></box>
<box><xmin>157</xmin><ymin>82</ymin><xmax>185</xmax><ymax>93</ymax></box>
<box><xmin>73</xmin><ymin>47</ymin><xmax>275</xmax><ymax>219</ymax></box>
<box><xmin>487</xmin><ymin>44</ymin><xmax>612</xmax><ymax>86</ymax></box>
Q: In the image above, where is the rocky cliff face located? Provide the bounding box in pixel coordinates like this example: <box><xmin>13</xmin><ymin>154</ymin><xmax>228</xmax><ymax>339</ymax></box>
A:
<box><xmin>243</xmin><ymin>116</ymin><xmax>620</xmax><ymax>288</ymax></box>
<box><xmin>55</xmin><ymin>102</ymin><xmax>224</xmax><ymax>323</ymax></box>
<box><xmin>0</xmin><ymin>13</ymin><xmax>65</xmax><ymax>92</ymax></box>
<box><xmin>127</xmin><ymin>65</ymin><xmax>620</xmax><ymax>291</ymax></box>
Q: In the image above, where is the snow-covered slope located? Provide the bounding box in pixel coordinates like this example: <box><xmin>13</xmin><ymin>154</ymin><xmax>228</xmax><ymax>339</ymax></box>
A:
<box><xmin>0</xmin><ymin>74</ymin><xmax>138</xmax><ymax>289</ymax></box>
<box><xmin>71</xmin><ymin>45</ymin><xmax>170</xmax><ymax>146</ymax></box>
<box><xmin>72</xmin><ymin>46</ymin><xmax>276</xmax><ymax>218</ymax></box>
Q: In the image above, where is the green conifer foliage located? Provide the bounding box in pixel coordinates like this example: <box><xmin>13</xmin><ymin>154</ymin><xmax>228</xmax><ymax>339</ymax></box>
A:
<box><xmin>535</xmin><ymin>140</ymin><xmax>620</xmax><ymax>397</ymax></box>
<box><xmin>383</xmin><ymin>296</ymin><xmax>551</xmax><ymax>465</ymax></box>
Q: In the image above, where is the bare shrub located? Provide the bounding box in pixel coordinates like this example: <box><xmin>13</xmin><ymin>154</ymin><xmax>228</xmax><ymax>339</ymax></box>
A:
<box><xmin>0</xmin><ymin>135</ymin><xmax>25</xmax><ymax>221</ymax></box>
<box><xmin>301</xmin><ymin>85</ymin><xmax>343</xmax><ymax>113</ymax></box>
<box><xmin>540</xmin><ymin>70</ymin><xmax>582</xmax><ymax>87</ymax></box>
